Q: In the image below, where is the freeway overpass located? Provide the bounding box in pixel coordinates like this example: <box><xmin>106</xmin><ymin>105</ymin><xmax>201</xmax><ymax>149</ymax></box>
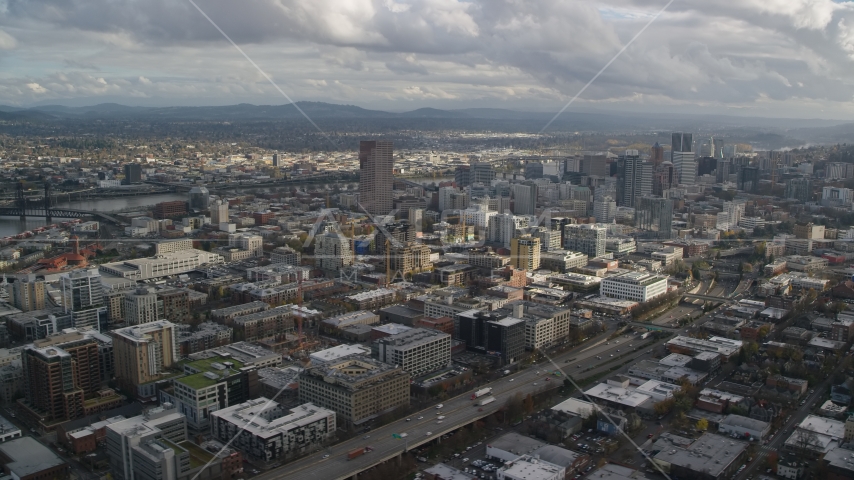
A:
<box><xmin>682</xmin><ymin>293</ymin><xmax>731</xmax><ymax>303</ymax></box>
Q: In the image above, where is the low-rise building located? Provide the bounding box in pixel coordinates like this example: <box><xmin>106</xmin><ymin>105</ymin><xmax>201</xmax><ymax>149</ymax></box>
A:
<box><xmin>600</xmin><ymin>272</ymin><xmax>668</xmax><ymax>302</ymax></box>
<box><xmin>210</xmin><ymin>399</ymin><xmax>335</xmax><ymax>462</ymax></box>
<box><xmin>718</xmin><ymin>414</ymin><xmax>771</xmax><ymax>440</ymax></box>
<box><xmin>652</xmin><ymin>433</ymin><xmax>748</xmax><ymax>480</ymax></box>
<box><xmin>376</xmin><ymin>328</ymin><xmax>451</xmax><ymax>377</ymax></box>
<box><xmin>0</xmin><ymin>436</ymin><xmax>69</xmax><ymax>480</ymax></box>
<box><xmin>298</xmin><ymin>355</ymin><xmax>410</xmax><ymax>426</ymax></box>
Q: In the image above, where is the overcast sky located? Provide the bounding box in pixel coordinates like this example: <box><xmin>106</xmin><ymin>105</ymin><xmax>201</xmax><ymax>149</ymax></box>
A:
<box><xmin>1</xmin><ymin>0</ymin><xmax>854</xmax><ymax>119</ymax></box>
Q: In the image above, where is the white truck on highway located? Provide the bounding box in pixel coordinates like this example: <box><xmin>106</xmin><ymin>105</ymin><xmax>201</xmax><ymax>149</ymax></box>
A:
<box><xmin>471</xmin><ymin>388</ymin><xmax>492</xmax><ymax>399</ymax></box>
<box><xmin>478</xmin><ymin>396</ymin><xmax>496</xmax><ymax>406</ymax></box>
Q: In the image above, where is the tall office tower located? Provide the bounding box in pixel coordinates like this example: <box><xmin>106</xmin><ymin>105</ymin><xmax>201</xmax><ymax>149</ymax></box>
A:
<box><xmin>581</xmin><ymin>155</ymin><xmax>609</xmax><ymax>176</ymax></box>
<box><xmin>511</xmin><ymin>183</ymin><xmax>538</xmax><ymax>215</ymax></box>
<box><xmin>19</xmin><ymin>329</ymin><xmax>105</xmax><ymax>423</ymax></box>
<box><xmin>187</xmin><ymin>185</ymin><xmax>210</xmax><ymax>210</ymax></box>
<box><xmin>123</xmin><ymin>288</ymin><xmax>164</xmax><ymax>326</ymax></box>
<box><xmin>713</xmin><ymin>138</ymin><xmax>725</xmax><ymax>158</ymax></box>
<box><xmin>634</xmin><ymin>196</ymin><xmax>673</xmax><ymax>240</ymax></box>
<box><xmin>672</xmin><ymin>132</ymin><xmax>693</xmax><ymax>153</ymax></box>
<box><xmin>671</xmin><ymin>132</ymin><xmax>696</xmax><ymax>185</ymax></box>
<box><xmin>785</xmin><ymin>177</ymin><xmax>812</xmax><ymax>202</ymax></box>
<box><xmin>112</xmin><ymin>321</ymin><xmax>178</xmax><ymax>397</ymax></box>
<box><xmin>510</xmin><ymin>235</ymin><xmax>541</xmax><ymax>271</ymax></box>
<box><xmin>454</xmin><ymin>165</ymin><xmax>472</xmax><ymax>187</ymax></box>
<box><xmin>697</xmin><ymin>157</ymin><xmax>717</xmax><ymax>177</ymax></box>
<box><xmin>315</xmin><ymin>230</ymin><xmax>354</xmax><ymax>274</ymax></box>
<box><xmin>524</xmin><ymin>162</ymin><xmax>544</xmax><ymax>179</ymax></box>
<box><xmin>123</xmin><ymin>163</ymin><xmax>142</xmax><ymax>185</ymax></box>
<box><xmin>210</xmin><ymin>199</ymin><xmax>229</xmax><ymax>225</ymax></box>
<box><xmin>737</xmin><ymin>166</ymin><xmax>760</xmax><ymax>193</ymax></box>
<box><xmin>653</xmin><ymin>162</ymin><xmax>675</xmax><ymax>196</ymax></box>
<box><xmin>564</xmin><ymin>224</ymin><xmax>607</xmax><ymax>258</ymax></box>
<box><xmin>488</xmin><ymin>214</ymin><xmax>530</xmax><ymax>248</ymax></box>
<box><xmin>617</xmin><ymin>150</ymin><xmax>652</xmax><ymax>208</ymax></box>
<box><xmin>229</xmin><ymin>232</ymin><xmax>264</xmax><ymax>257</ymax></box>
<box><xmin>11</xmin><ymin>275</ymin><xmax>45</xmax><ymax>312</ymax></box>
<box><xmin>651</xmin><ymin>142</ymin><xmax>665</xmax><ymax>165</ymax></box>
<box><xmin>723</xmin><ymin>144</ymin><xmax>738</xmax><ymax>158</ymax></box>
<box><xmin>716</xmin><ymin>159</ymin><xmax>732</xmax><ymax>183</ymax></box>
<box><xmin>272</xmin><ymin>153</ymin><xmax>282</xmax><ymax>167</ymax></box>
<box><xmin>359</xmin><ymin>140</ymin><xmax>394</xmax><ymax>216</ymax></box>
<box><xmin>593</xmin><ymin>196</ymin><xmax>617</xmax><ymax>223</ymax></box>
<box><xmin>60</xmin><ymin>269</ymin><xmax>106</xmax><ymax>332</ymax></box>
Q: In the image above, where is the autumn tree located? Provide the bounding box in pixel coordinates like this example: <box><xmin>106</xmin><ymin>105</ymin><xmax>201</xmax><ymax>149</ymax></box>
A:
<box><xmin>696</xmin><ymin>418</ymin><xmax>709</xmax><ymax>431</ymax></box>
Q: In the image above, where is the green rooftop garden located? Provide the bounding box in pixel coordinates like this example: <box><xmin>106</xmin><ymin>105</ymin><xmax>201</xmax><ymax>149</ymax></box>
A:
<box><xmin>175</xmin><ymin>355</ymin><xmax>245</xmax><ymax>390</ymax></box>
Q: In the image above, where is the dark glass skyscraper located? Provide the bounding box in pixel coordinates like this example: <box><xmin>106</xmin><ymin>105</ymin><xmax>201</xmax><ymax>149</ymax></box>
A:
<box><xmin>359</xmin><ymin>140</ymin><xmax>394</xmax><ymax>215</ymax></box>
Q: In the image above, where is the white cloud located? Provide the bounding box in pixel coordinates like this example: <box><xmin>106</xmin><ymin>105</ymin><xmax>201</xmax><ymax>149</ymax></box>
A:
<box><xmin>0</xmin><ymin>0</ymin><xmax>854</xmax><ymax>117</ymax></box>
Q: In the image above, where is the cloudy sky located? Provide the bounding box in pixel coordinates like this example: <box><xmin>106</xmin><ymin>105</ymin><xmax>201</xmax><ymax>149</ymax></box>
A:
<box><xmin>1</xmin><ymin>0</ymin><xmax>854</xmax><ymax>118</ymax></box>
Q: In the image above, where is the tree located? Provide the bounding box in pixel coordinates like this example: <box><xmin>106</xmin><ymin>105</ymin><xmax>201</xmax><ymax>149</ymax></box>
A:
<box><xmin>696</xmin><ymin>418</ymin><xmax>709</xmax><ymax>431</ymax></box>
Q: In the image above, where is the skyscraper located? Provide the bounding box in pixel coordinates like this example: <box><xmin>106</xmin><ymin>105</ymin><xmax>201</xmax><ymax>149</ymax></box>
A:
<box><xmin>617</xmin><ymin>150</ymin><xmax>652</xmax><ymax>208</ymax></box>
<box><xmin>272</xmin><ymin>153</ymin><xmax>282</xmax><ymax>167</ymax></box>
<box><xmin>123</xmin><ymin>163</ymin><xmax>142</xmax><ymax>185</ymax></box>
<box><xmin>210</xmin><ymin>199</ymin><xmax>229</xmax><ymax>225</ymax></box>
<box><xmin>315</xmin><ymin>230</ymin><xmax>355</xmax><ymax>274</ymax></box>
<box><xmin>510</xmin><ymin>235</ymin><xmax>541</xmax><ymax>271</ymax></box>
<box><xmin>359</xmin><ymin>140</ymin><xmax>394</xmax><ymax>216</ymax></box>
<box><xmin>651</xmin><ymin>142</ymin><xmax>665</xmax><ymax>165</ymax></box>
<box><xmin>635</xmin><ymin>196</ymin><xmax>673</xmax><ymax>240</ymax></box>
<box><xmin>653</xmin><ymin>162</ymin><xmax>675</xmax><ymax>196</ymax></box>
<box><xmin>511</xmin><ymin>183</ymin><xmax>538</xmax><ymax>215</ymax></box>
<box><xmin>123</xmin><ymin>288</ymin><xmax>164</xmax><ymax>326</ymax></box>
<box><xmin>671</xmin><ymin>132</ymin><xmax>696</xmax><ymax>185</ymax></box>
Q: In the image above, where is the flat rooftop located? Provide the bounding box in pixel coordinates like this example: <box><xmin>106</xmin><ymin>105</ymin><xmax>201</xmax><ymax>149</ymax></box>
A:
<box><xmin>309</xmin><ymin>344</ymin><xmax>370</xmax><ymax>363</ymax></box>
<box><xmin>0</xmin><ymin>437</ymin><xmax>65</xmax><ymax>477</ymax></box>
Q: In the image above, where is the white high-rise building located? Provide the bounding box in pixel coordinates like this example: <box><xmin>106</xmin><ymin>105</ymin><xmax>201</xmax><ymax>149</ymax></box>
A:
<box><xmin>210</xmin><ymin>199</ymin><xmax>229</xmax><ymax>225</ymax></box>
<box><xmin>723</xmin><ymin>201</ymin><xmax>745</xmax><ymax>229</ymax></box>
<box><xmin>672</xmin><ymin>151</ymin><xmax>697</xmax><ymax>185</ymax></box>
<box><xmin>488</xmin><ymin>214</ymin><xmax>530</xmax><ymax>248</ymax></box>
<box><xmin>593</xmin><ymin>196</ymin><xmax>616</xmax><ymax>223</ymax></box>
<box><xmin>462</xmin><ymin>204</ymin><xmax>497</xmax><ymax>229</ymax></box>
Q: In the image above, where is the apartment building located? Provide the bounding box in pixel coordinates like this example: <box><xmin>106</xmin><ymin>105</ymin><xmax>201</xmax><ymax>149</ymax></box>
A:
<box><xmin>211</xmin><ymin>301</ymin><xmax>269</xmax><ymax>323</ymax></box>
<box><xmin>231</xmin><ymin>306</ymin><xmax>294</xmax><ymax>342</ymax></box>
<box><xmin>210</xmin><ymin>399</ymin><xmax>335</xmax><ymax>462</ymax></box>
<box><xmin>123</xmin><ymin>287</ymin><xmax>164</xmax><ymax>325</ymax></box>
<box><xmin>112</xmin><ymin>321</ymin><xmax>178</xmax><ymax>400</ymax></box>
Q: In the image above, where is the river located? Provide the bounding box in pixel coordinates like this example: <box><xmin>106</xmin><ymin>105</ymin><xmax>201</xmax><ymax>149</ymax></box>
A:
<box><xmin>0</xmin><ymin>175</ymin><xmax>466</xmax><ymax>237</ymax></box>
<box><xmin>0</xmin><ymin>193</ymin><xmax>187</xmax><ymax>238</ymax></box>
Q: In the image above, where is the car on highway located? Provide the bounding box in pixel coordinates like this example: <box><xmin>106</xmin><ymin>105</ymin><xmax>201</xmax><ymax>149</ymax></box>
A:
<box><xmin>438</xmin><ymin>416</ymin><xmax>445</xmax><ymax>420</ymax></box>
<box><xmin>426</xmin><ymin>432</ymin><xmax>432</xmax><ymax>436</ymax></box>
<box><xmin>577</xmin><ymin>365</ymin><xmax>581</xmax><ymax>368</ymax></box>
<box><xmin>533</xmin><ymin>382</ymin><xmax>538</xmax><ymax>386</ymax></box>
<box><xmin>406</xmin><ymin>418</ymin><xmax>411</xmax><ymax>421</ymax></box>
<box><xmin>417</xmin><ymin>416</ymin><xmax>423</xmax><ymax>420</ymax></box>
<box><xmin>437</xmin><ymin>420</ymin><xmax>443</xmax><ymax>424</ymax></box>
<box><xmin>509</xmin><ymin>378</ymin><xmax>514</xmax><ymax>381</ymax></box>
<box><xmin>436</xmin><ymin>404</ymin><xmax>443</xmax><ymax>409</ymax></box>
<box><xmin>363</xmin><ymin>435</ymin><xmax>370</xmax><ymax>439</ymax></box>
<box><xmin>322</xmin><ymin>454</ymin><xmax>330</xmax><ymax>459</ymax></box>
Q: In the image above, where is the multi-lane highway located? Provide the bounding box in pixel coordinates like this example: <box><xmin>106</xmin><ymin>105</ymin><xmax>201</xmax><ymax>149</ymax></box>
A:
<box><xmin>262</xmin><ymin>330</ymin><xmax>667</xmax><ymax>480</ymax></box>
